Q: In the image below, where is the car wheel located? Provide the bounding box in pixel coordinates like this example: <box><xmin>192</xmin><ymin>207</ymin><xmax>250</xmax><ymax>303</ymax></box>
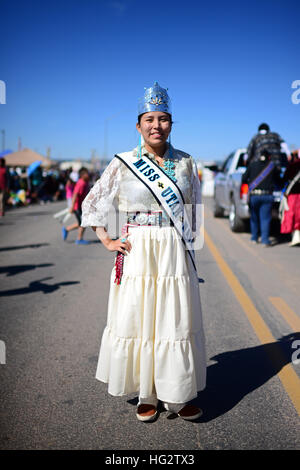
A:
<box><xmin>229</xmin><ymin>201</ymin><xmax>245</xmax><ymax>232</ymax></box>
<box><xmin>213</xmin><ymin>198</ymin><xmax>224</xmax><ymax>218</ymax></box>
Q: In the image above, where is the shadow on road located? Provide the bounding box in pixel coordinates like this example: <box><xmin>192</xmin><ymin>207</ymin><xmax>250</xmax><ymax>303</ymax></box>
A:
<box><xmin>21</xmin><ymin>211</ymin><xmax>52</xmax><ymax>216</ymax></box>
<box><xmin>0</xmin><ymin>263</ymin><xmax>54</xmax><ymax>276</ymax></box>
<box><xmin>270</xmin><ymin>233</ymin><xmax>292</xmax><ymax>246</ymax></box>
<box><xmin>127</xmin><ymin>333</ymin><xmax>300</xmax><ymax>422</ymax></box>
<box><xmin>0</xmin><ymin>276</ymin><xmax>80</xmax><ymax>296</ymax></box>
<box><xmin>0</xmin><ymin>243</ymin><xmax>50</xmax><ymax>252</ymax></box>
<box><xmin>191</xmin><ymin>332</ymin><xmax>300</xmax><ymax>422</ymax></box>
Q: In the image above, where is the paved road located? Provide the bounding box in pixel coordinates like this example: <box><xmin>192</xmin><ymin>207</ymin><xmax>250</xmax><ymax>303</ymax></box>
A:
<box><xmin>0</xmin><ymin>199</ymin><xmax>299</xmax><ymax>450</ymax></box>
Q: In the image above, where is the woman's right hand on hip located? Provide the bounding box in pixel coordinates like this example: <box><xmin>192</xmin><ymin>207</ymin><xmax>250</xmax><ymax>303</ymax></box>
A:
<box><xmin>107</xmin><ymin>233</ymin><xmax>132</xmax><ymax>255</ymax></box>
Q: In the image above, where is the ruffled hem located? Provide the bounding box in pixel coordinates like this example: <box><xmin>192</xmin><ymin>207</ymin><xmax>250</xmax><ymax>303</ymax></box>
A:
<box><xmin>96</xmin><ymin>326</ymin><xmax>206</xmax><ymax>404</ymax></box>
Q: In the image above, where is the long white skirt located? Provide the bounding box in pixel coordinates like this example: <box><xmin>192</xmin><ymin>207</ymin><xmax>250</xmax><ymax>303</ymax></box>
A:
<box><xmin>96</xmin><ymin>226</ymin><xmax>206</xmax><ymax>404</ymax></box>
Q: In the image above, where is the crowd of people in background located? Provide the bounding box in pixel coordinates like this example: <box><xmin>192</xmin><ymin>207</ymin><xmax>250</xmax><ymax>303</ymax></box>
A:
<box><xmin>243</xmin><ymin>123</ymin><xmax>300</xmax><ymax>247</ymax></box>
<box><xmin>0</xmin><ymin>158</ymin><xmax>100</xmax><ymax>214</ymax></box>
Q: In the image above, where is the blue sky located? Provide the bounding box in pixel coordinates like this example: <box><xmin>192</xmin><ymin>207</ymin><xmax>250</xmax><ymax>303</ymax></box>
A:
<box><xmin>1</xmin><ymin>0</ymin><xmax>299</xmax><ymax>162</ymax></box>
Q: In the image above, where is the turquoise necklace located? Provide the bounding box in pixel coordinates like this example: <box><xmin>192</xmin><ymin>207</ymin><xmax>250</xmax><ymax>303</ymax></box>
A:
<box><xmin>162</xmin><ymin>157</ymin><xmax>177</xmax><ymax>182</ymax></box>
<box><xmin>158</xmin><ymin>143</ymin><xmax>177</xmax><ymax>183</ymax></box>
<box><xmin>138</xmin><ymin>138</ymin><xmax>177</xmax><ymax>183</ymax></box>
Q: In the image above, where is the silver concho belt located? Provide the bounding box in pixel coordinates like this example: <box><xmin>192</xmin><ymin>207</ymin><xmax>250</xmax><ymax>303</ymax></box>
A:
<box><xmin>127</xmin><ymin>211</ymin><xmax>172</xmax><ymax>227</ymax></box>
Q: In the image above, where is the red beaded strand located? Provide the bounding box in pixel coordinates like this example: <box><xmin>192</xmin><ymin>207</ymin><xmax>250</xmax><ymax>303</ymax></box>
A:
<box><xmin>114</xmin><ymin>224</ymin><xmax>130</xmax><ymax>285</ymax></box>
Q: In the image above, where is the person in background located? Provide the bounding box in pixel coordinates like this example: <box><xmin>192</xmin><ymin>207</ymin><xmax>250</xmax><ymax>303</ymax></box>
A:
<box><xmin>0</xmin><ymin>158</ymin><xmax>8</xmax><ymax>216</ymax></box>
<box><xmin>65</xmin><ymin>174</ymin><xmax>75</xmax><ymax>208</ymax></box>
<box><xmin>62</xmin><ymin>167</ymin><xmax>90</xmax><ymax>244</ymax></box>
<box><xmin>70</xmin><ymin>166</ymin><xmax>79</xmax><ymax>183</ymax></box>
<box><xmin>9</xmin><ymin>167</ymin><xmax>21</xmax><ymax>192</ymax></box>
<box><xmin>242</xmin><ymin>149</ymin><xmax>281</xmax><ymax>246</ymax></box>
<box><xmin>56</xmin><ymin>171</ymin><xmax>67</xmax><ymax>201</ymax></box>
<box><xmin>280</xmin><ymin>150</ymin><xmax>300</xmax><ymax>246</ymax></box>
<box><xmin>246</xmin><ymin>123</ymin><xmax>289</xmax><ymax>170</ymax></box>
<box><xmin>30</xmin><ymin>166</ymin><xmax>43</xmax><ymax>200</ymax></box>
<box><xmin>38</xmin><ymin>173</ymin><xmax>56</xmax><ymax>203</ymax></box>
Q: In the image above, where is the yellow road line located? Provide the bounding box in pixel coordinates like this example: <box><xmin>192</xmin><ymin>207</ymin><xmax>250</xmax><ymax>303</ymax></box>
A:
<box><xmin>205</xmin><ymin>206</ymin><xmax>299</xmax><ymax>295</ymax></box>
<box><xmin>269</xmin><ymin>297</ymin><xmax>300</xmax><ymax>332</ymax></box>
<box><xmin>204</xmin><ymin>228</ymin><xmax>300</xmax><ymax>416</ymax></box>
<box><xmin>206</xmin><ymin>206</ymin><xmax>268</xmax><ymax>263</ymax></box>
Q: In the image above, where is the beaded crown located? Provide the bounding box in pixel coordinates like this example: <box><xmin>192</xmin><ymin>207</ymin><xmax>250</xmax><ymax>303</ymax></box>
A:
<box><xmin>138</xmin><ymin>81</ymin><xmax>171</xmax><ymax>116</ymax></box>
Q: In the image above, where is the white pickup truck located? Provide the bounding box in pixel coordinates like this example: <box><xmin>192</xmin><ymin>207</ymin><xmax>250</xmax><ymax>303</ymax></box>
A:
<box><xmin>212</xmin><ymin>148</ymin><xmax>281</xmax><ymax>232</ymax></box>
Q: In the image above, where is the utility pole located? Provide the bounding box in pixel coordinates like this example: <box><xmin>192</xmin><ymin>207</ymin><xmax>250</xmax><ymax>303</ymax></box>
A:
<box><xmin>1</xmin><ymin>129</ymin><xmax>5</xmax><ymax>152</ymax></box>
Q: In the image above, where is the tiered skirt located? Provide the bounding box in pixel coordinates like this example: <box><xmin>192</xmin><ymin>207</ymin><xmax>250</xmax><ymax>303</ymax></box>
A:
<box><xmin>96</xmin><ymin>226</ymin><xmax>206</xmax><ymax>404</ymax></box>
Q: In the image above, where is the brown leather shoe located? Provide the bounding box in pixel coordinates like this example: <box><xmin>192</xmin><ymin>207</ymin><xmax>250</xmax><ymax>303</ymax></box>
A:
<box><xmin>178</xmin><ymin>405</ymin><xmax>203</xmax><ymax>421</ymax></box>
<box><xmin>136</xmin><ymin>404</ymin><xmax>157</xmax><ymax>422</ymax></box>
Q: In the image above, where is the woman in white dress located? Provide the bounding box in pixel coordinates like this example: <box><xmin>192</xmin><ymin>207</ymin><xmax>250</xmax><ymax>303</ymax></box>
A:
<box><xmin>81</xmin><ymin>82</ymin><xmax>206</xmax><ymax>422</ymax></box>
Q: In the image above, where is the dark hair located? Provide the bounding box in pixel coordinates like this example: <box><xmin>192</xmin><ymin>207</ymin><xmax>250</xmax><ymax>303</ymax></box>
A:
<box><xmin>291</xmin><ymin>150</ymin><xmax>300</xmax><ymax>162</ymax></box>
<box><xmin>79</xmin><ymin>167</ymin><xmax>89</xmax><ymax>177</ymax></box>
<box><xmin>258</xmin><ymin>123</ymin><xmax>270</xmax><ymax>132</ymax></box>
<box><xmin>0</xmin><ymin>158</ymin><xmax>6</xmax><ymax>167</ymax></box>
<box><xmin>137</xmin><ymin>113</ymin><xmax>173</xmax><ymax>125</ymax></box>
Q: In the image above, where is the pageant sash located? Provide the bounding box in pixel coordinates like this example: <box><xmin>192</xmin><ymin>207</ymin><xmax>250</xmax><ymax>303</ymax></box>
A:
<box><xmin>115</xmin><ymin>152</ymin><xmax>198</xmax><ymax>275</ymax></box>
<box><xmin>248</xmin><ymin>161</ymin><xmax>275</xmax><ymax>193</ymax></box>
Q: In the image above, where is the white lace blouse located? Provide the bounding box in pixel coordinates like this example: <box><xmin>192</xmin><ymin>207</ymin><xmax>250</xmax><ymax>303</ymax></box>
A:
<box><xmin>81</xmin><ymin>144</ymin><xmax>202</xmax><ymax>231</ymax></box>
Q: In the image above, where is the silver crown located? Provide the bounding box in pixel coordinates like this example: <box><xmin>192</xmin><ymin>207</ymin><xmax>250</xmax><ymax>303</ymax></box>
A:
<box><xmin>138</xmin><ymin>81</ymin><xmax>171</xmax><ymax>116</ymax></box>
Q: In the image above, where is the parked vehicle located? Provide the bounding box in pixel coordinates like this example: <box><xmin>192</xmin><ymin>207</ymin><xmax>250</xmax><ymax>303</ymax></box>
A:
<box><xmin>212</xmin><ymin>149</ymin><xmax>281</xmax><ymax>232</ymax></box>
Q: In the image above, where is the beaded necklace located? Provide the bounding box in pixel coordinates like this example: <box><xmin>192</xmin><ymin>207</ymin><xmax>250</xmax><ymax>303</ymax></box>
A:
<box><xmin>162</xmin><ymin>157</ymin><xmax>176</xmax><ymax>182</ymax></box>
<box><xmin>138</xmin><ymin>140</ymin><xmax>177</xmax><ymax>183</ymax></box>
